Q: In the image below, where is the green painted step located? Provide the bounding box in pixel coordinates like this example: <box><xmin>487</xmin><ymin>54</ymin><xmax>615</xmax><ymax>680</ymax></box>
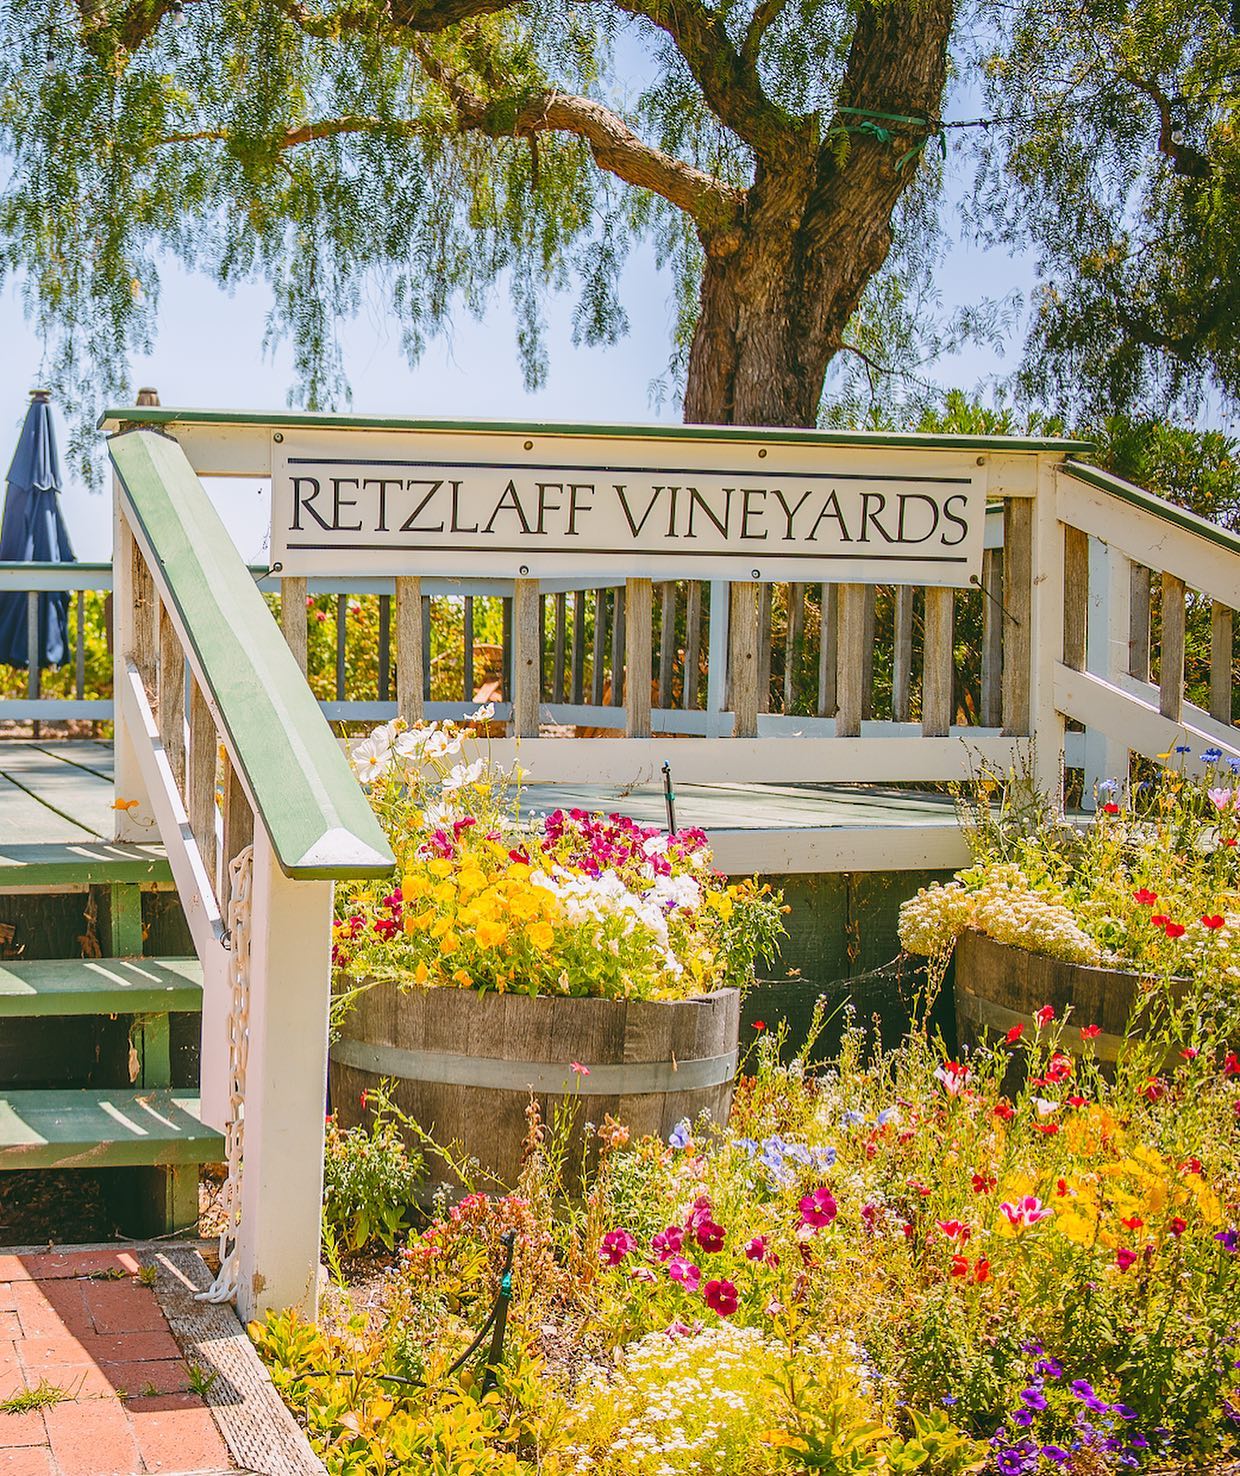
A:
<box><xmin>0</xmin><ymin>957</ymin><xmax>202</xmax><ymax>1017</ymax></box>
<box><xmin>0</xmin><ymin>1089</ymin><xmax>221</xmax><ymax>1170</ymax></box>
<box><xmin>0</xmin><ymin>841</ymin><xmax>173</xmax><ymax>888</ymax></box>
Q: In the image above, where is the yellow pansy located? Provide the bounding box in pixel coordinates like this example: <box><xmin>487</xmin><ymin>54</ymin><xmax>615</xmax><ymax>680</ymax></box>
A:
<box><xmin>476</xmin><ymin>919</ymin><xmax>509</xmax><ymax>949</ymax></box>
<box><xmin>526</xmin><ymin>920</ymin><xmax>555</xmax><ymax>951</ymax></box>
<box><xmin>440</xmin><ymin>931</ymin><xmax>461</xmax><ymax>956</ymax></box>
<box><xmin>427</xmin><ymin>857</ymin><xmax>454</xmax><ymax>878</ymax></box>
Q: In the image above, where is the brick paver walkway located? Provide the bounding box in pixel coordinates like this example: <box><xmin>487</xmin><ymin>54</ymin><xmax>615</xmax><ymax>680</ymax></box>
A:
<box><xmin>0</xmin><ymin>1249</ymin><xmax>239</xmax><ymax>1476</ymax></box>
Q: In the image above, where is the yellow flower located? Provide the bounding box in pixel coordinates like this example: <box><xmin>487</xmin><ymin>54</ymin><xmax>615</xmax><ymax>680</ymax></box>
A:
<box><xmin>510</xmin><ymin>891</ymin><xmax>542</xmax><ymax>922</ymax></box>
<box><xmin>413</xmin><ymin>961</ymin><xmax>430</xmax><ymax>985</ymax></box>
<box><xmin>402</xmin><ymin>874</ymin><xmax>430</xmax><ymax>900</ymax></box>
<box><xmin>526</xmin><ymin>920</ymin><xmax>555</xmax><ymax>951</ymax></box>
<box><xmin>459</xmin><ymin>867</ymin><xmax>488</xmax><ymax>895</ymax></box>
<box><xmin>440</xmin><ymin>931</ymin><xmax>460</xmax><ymax>956</ymax></box>
<box><xmin>452</xmin><ymin>969</ymin><xmax>473</xmax><ymax>987</ymax></box>
<box><xmin>507</xmin><ymin>862</ymin><xmax>532</xmax><ymax>883</ymax></box>
<box><xmin>427</xmin><ymin>857</ymin><xmax>455</xmax><ymax>879</ymax></box>
<box><xmin>476</xmin><ymin>919</ymin><xmax>509</xmax><ymax>949</ymax></box>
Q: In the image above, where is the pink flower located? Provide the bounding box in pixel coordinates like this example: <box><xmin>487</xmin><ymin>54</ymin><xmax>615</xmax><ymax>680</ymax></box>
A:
<box><xmin>799</xmin><ymin>1187</ymin><xmax>838</xmax><ymax>1230</ymax></box>
<box><xmin>745</xmin><ymin>1235</ymin><xmax>777</xmax><ymax>1264</ymax></box>
<box><xmin>652</xmin><ymin>1225</ymin><xmax>684</xmax><ymax>1261</ymax></box>
<box><xmin>703</xmin><ymin>1278</ymin><xmax>738</xmax><ymax>1316</ymax></box>
<box><xmin>934</xmin><ymin>1061</ymin><xmax>971</xmax><ymax>1097</ymax></box>
<box><xmin>570</xmin><ymin>1061</ymin><xmax>590</xmax><ymax>1076</ymax></box>
<box><xmin>937</xmin><ymin>1219</ymin><xmax>971</xmax><ymax>1244</ymax></box>
<box><xmin>666</xmin><ymin>1257</ymin><xmax>701</xmax><ymax>1292</ymax></box>
<box><xmin>665</xmin><ymin>1320</ymin><xmax>694</xmax><ymax>1338</ymax></box>
<box><xmin>685</xmin><ymin>1195</ymin><xmax>715</xmax><ymax>1233</ymax></box>
<box><xmin>1035</xmin><ymin>1005</ymin><xmax>1055</xmax><ymax>1028</ymax></box>
<box><xmin>694</xmin><ymin>1219</ymin><xmax>726</xmax><ymax>1254</ymax></box>
<box><xmin>1208</xmin><ymin>787</ymin><xmax>1234</xmax><ymax>812</ymax></box>
<box><xmin>599</xmin><ymin>1229</ymin><xmax>636</xmax><ymax>1266</ymax></box>
<box><xmin>1115</xmin><ymin>1247</ymin><xmax>1138</xmax><ymax>1272</ymax></box>
<box><xmin>1000</xmin><ymin>1196</ymin><xmax>1052</xmax><ymax>1231</ymax></box>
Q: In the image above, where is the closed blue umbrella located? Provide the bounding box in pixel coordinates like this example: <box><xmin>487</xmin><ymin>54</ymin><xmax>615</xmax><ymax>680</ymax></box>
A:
<box><xmin>0</xmin><ymin>391</ymin><xmax>76</xmax><ymax>668</ymax></box>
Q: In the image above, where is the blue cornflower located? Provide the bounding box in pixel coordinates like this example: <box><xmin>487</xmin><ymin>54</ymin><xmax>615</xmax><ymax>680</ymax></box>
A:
<box><xmin>1097</xmin><ymin>779</ymin><xmax>1120</xmax><ymax>795</ymax></box>
<box><xmin>1202</xmin><ymin>747</ymin><xmax>1223</xmax><ymax>764</ymax></box>
<box><xmin>1176</xmin><ymin>744</ymin><xmax>1191</xmax><ymax>754</ymax></box>
<box><xmin>1228</xmin><ymin>758</ymin><xmax>1240</xmax><ymax>773</ymax></box>
<box><xmin>942</xmin><ymin>1396</ymin><xmax>958</xmax><ymax>1407</ymax></box>
<box><xmin>668</xmin><ymin>1119</ymin><xmax>691</xmax><ymax>1150</ymax></box>
<box><xmin>841</xmin><ymin>1109</ymin><xmax>867</xmax><ymax>1128</ymax></box>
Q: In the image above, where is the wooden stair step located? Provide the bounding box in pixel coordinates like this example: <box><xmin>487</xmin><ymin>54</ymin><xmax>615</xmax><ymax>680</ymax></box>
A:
<box><xmin>0</xmin><ymin>841</ymin><xmax>173</xmax><ymax>889</ymax></box>
<box><xmin>0</xmin><ymin>957</ymin><xmax>202</xmax><ymax>1017</ymax></box>
<box><xmin>0</xmin><ymin>1089</ymin><xmax>222</xmax><ymax>1170</ymax></box>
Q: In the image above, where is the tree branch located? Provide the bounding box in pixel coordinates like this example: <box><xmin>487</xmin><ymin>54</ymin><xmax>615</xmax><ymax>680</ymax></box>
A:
<box><xmin>1116</xmin><ymin>68</ymin><xmax>1213</xmax><ymax>179</ymax></box>
<box><xmin>740</xmin><ymin>0</ymin><xmax>788</xmax><ymax>72</ymax></box>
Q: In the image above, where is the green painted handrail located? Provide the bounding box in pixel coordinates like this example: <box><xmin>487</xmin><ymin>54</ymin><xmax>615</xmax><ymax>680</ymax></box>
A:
<box><xmin>1062</xmin><ymin>459</ymin><xmax>1240</xmax><ymax>560</ymax></box>
<box><xmin>99</xmin><ymin>405</ymin><xmax>1091</xmax><ymax>456</ymax></box>
<box><xmin>108</xmin><ymin>429</ymin><xmax>394</xmax><ymax>881</ymax></box>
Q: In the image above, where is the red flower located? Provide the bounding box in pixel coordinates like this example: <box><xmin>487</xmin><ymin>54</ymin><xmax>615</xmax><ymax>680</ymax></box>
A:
<box><xmin>1169</xmin><ymin>1217</ymin><xmax>1188</xmax><ymax>1237</ymax></box>
<box><xmin>751</xmin><ymin>1020</ymin><xmax>766</xmax><ymax>1031</ymax></box>
<box><xmin>1121</xmin><ymin>1215</ymin><xmax>1144</xmax><ymax>1232</ymax></box>
<box><xmin>1056</xmin><ymin>1178</ymin><xmax>1069</xmax><ymax>1197</ymax></box>
<box><xmin>694</xmin><ymin>1219</ymin><xmax>726</xmax><ymax>1254</ymax></box>
<box><xmin>1034</xmin><ymin>1005</ymin><xmax>1055</xmax><ymax>1028</ymax></box>
<box><xmin>1132</xmin><ymin>888</ymin><xmax>1158</xmax><ymax>905</ymax></box>
<box><xmin>1005</xmin><ymin>1024</ymin><xmax>1025</xmax><ymax>1044</ymax></box>
<box><xmin>993</xmin><ymin>1102</ymin><xmax>1015</xmax><ymax>1121</ymax></box>
<box><xmin>745</xmin><ymin>1236</ymin><xmax>776</xmax><ymax>1264</ymax></box>
<box><xmin>1150</xmin><ymin>914</ymin><xmax>1169</xmax><ymax>928</ymax></box>
<box><xmin>703</xmin><ymin>1278</ymin><xmax>738</xmax><ymax>1316</ymax></box>
<box><xmin>937</xmin><ymin>1220</ymin><xmax>971</xmax><ymax>1243</ymax></box>
<box><xmin>1164</xmin><ymin>922</ymin><xmax>1186</xmax><ymax>939</ymax></box>
<box><xmin>1115</xmin><ymin>1247</ymin><xmax>1138</xmax><ymax>1272</ymax></box>
<box><xmin>1144</xmin><ymin>1078</ymin><xmax>1167</xmax><ymax>1102</ymax></box>
<box><xmin>971</xmin><ymin>1172</ymin><xmax>997</xmax><ymax>1194</ymax></box>
<box><xmin>1080</xmin><ymin>1024</ymin><xmax>1101</xmax><ymax>1040</ymax></box>
<box><xmin>1202</xmin><ymin>915</ymin><xmax>1226</xmax><ymax>930</ymax></box>
<box><xmin>974</xmin><ymin>1257</ymin><xmax>991</xmax><ymax>1283</ymax></box>
<box><xmin>949</xmin><ymin>1254</ymin><xmax>969</xmax><ymax>1278</ymax></box>
<box><xmin>1067</xmin><ymin>1095</ymin><xmax>1087</xmax><ymax>1108</ymax></box>
<box><xmin>1034</xmin><ymin>1122</ymin><xmax>1060</xmax><ymax>1135</ymax></box>
<box><xmin>1180</xmin><ymin>1157</ymin><xmax>1203</xmax><ymax>1176</ymax></box>
<box><xmin>1225</xmin><ymin>838</ymin><xmax>1238</xmax><ymax>847</ymax></box>
<box><xmin>1102</xmin><ymin>802</ymin><xmax>1120</xmax><ymax>815</ymax></box>
<box><xmin>359</xmin><ymin>1090</ymin><xmax>369</xmax><ymax>1109</ymax></box>
<box><xmin>1225</xmin><ymin>1053</ymin><xmax>1240</xmax><ymax>1078</ymax></box>
<box><xmin>1181</xmin><ymin>1048</ymin><xmax>1199</xmax><ymax>1060</ymax></box>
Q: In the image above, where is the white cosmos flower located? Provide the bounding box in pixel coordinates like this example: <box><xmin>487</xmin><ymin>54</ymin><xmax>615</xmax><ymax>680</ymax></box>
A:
<box><xmin>351</xmin><ymin>736</ymin><xmax>391</xmax><ymax>784</ymax></box>
<box><xmin>442</xmin><ymin>757</ymin><xmax>486</xmax><ymax>791</ymax></box>
<box><xmin>467</xmin><ymin>702</ymin><xmax>496</xmax><ymax>721</ymax></box>
<box><xmin>424</xmin><ymin>728</ymin><xmax>463</xmax><ymax>761</ymax></box>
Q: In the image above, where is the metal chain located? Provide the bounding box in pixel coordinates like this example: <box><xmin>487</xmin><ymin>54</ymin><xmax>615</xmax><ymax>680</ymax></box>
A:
<box><xmin>196</xmin><ymin>844</ymin><xmax>253</xmax><ymax>1305</ymax></box>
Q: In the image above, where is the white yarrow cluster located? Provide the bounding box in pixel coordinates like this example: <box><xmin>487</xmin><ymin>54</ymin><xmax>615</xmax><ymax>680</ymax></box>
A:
<box><xmin>899</xmin><ymin>868</ymin><xmax>1101</xmax><ymax>964</ymax></box>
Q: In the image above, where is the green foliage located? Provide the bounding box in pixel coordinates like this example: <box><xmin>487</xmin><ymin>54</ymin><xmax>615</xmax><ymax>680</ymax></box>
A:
<box><xmin>323</xmin><ymin>1081</ymin><xmax>425</xmax><ymax>1253</ymax></box>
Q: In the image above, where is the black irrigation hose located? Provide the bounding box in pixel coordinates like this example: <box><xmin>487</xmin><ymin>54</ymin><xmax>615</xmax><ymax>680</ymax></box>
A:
<box><xmin>328</xmin><ymin>1230</ymin><xmax>516</xmax><ymax>1394</ymax></box>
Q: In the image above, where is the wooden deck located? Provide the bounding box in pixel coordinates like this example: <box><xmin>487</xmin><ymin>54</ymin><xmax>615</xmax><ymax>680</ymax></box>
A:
<box><xmin>0</xmin><ymin>740</ymin><xmax>967</xmax><ymax>873</ymax></box>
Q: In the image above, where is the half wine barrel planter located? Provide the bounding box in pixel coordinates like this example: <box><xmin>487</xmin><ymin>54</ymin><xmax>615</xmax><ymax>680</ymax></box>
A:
<box><xmin>330</xmin><ymin>985</ymin><xmax>741</xmax><ymax>1192</ymax></box>
<box><xmin>954</xmin><ymin>929</ymin><xmax>1180</xmax><ymax>1061</ymax></box>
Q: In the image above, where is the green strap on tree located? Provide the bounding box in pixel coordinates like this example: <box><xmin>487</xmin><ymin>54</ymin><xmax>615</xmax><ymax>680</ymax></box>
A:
<box><xmin>831</xmin><ymin>105</ymin><xmax>947</xmax><ymax>168</ymax></box>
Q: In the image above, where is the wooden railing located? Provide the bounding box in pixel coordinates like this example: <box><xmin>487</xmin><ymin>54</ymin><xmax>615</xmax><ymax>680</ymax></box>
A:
<box><xmin>108</xmin><ymin>427</ymin><xmax>393</xmax><ymax>1322</ymax></box>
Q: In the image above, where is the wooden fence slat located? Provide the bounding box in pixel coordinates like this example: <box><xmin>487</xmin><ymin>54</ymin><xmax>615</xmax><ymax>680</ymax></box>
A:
<box><xmin>131</xmin><ymin>536</ymin><xmax>157</xmax><ymax>695</ymax></box>
<box><xmin>980</xmin><ymin>550</ymin><xmax>1002</xmax><ymax>727</ymax></box>
<box><xmin>1211</xmin><ymin>601</ymin><xmax>1233</xmax><ymax>725</ymax></box>
<box><xmin>729</xmin><ymin>582</ymin><xmax>760</xmax><ymax>739</ymax></box>
<box><xmin>1159</xmin><ymin>572</ymin><xmax>1186</xmax><ymax>722</ymax></box>
<box><xmin>1129</xmin><ymin>563</ymin><xmax>1151</xmax><ymax>681</ymax></box>
<box><xmin>610</xmin><ymin>584</ymin><xmax>626</xmax><ymax>708</ymax></box>
<box><xmin>187</xmin><ymin>674</ymin><xmax>217</xmax><ymax>892</ymax></box>
<box><xmin>835</xmin><ymin>584</ymin><xmax>867</xmax><ymax>738</ymax></box>
<box><xmin>280</xmin><ymin>576</ymin><xmax>308</xmax><ymax>674</ymax></box>
<box><xmin>463</xmin><ymin>596</ymin><xmax>475</xmax><ymax>702</ymax></box>
<box><xmin>1062</xmin><ymin>525</ymin><xmax>1089</xmax><ymax>672</ymax></box>
<box><xmin>571</xmin><ymin>589</ymin><xmax>585</xmax><ymax>704</ymax></box>
<box><xmin>394</xmin><ymin>576</ymin><xmax>425</xmax><ymax>725</ymax></box>
<box><xmin>334</xmin><ymin>594</ymin><xmax>347</xmax><ymax>702</ymax></box>
<box><xmin>553</xmin><ymin>592</ymin><xmax>567</xmax><ymax>704</ymax></box>
<box><xmin>658</xmin><ymin>581</ymin><xmax>676</xmax><ymax>709</ymax></box>
<box><xmin>539</xmin><ymin>593</ymin><xmax>548</xmax><ymax>702</ymax></box>
<box><xmin>892</xmin><ymin>586</ymin><xmax>915</xmax><ymax>724</ymax></box>
<box><xmin>861</xmin><ymin>586</ymin><xmax>878</xmax><ymax>721</ymax></box>
<box><xmin>1002</xmin><ymin>498</ymin><xmax>1033</xmax><ymax>736</ymax></box>
<box><xmin>378</xmin><ymin>594</ymin><xmax>390</xmax><ymax>702</ymax></box>
<box><xmin>817</xmin><ymin>584</ymin><xmax>837</xmax><ymax>719</ymax></box>
<box><xmin>157</xmin><ymin>601</ymin><xmax>186</xmax><ymax>795</ymax></box>
<box><xmin>756</xmin><ymin>583</ymin><xmax>773</xmax><ymax>713</ymax></box>
<box><xmin>784</xmin><ymin>583</ymin><xmax>804</xmax><ymax>714</ymax></box>
<box><xmin>683</xmin><ymin>581</ymin><xmax>702</xmax><ymax>711</ymax></box>
<box><xmin>591</xmin><ymin>588</ymin><xmax>607</xmax><ymax>706</ymax></box>
<box><xmin>922</xmin><ymin>586</ymin><xmax>954</xmax><ymax>737</ymax></box>
<box><xmin>626</xmin><ymin>577</ymin><xmax>653</xmax><ymax>738</ymax></box>
<box><xmin>512</xmin><ymin>578</ymin><xmax>541</xmax><ymax>737</ymax></box>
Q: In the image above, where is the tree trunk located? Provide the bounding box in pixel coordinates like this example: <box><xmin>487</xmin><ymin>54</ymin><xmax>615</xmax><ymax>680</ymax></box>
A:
<box><xmin>683</xmin><ymin>0</ymin><xmax>954</xmax><ymax>430</ymax></box>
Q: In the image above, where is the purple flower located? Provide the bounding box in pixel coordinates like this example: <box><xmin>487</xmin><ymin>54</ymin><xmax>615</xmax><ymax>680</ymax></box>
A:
<box><xmin>1020</xmin><ymin>1387</ymin><xmax>1048</xmax><ymax>1411</ymax></box>
<box><xmin>1034</xmin><ymin>1358</ymin><xmax>1063</xmax><ymax>1379</ymax></box>
<box><xmin>668</xmin><ymin>1119</ymin><xmax>691</xmax><ymax>1150</ymax></box>
<box><xmin>1070</xmin><ymin>1380</ymin><xmax>1096</xmax><ymax>1401</ymax></box>
<box><xmin>996</xmin><ymin>1450</ymin><xmax>1026</xmax><ymax>1476</ymax></box>
<box><xmin>1021</xmin><ymin>1341</ymin><xmax>1044</xmax><ymax>1356</ymax></box>
<box><xmin>1216</xmin><ymin>1229</ymin><xmax>1239</xmax><ymax>1253</ymax></box>
<box><xmin>1011</xmin><ymin>1410</ymin><xmax>1034</xmax><ymax>1428</ymax></box>
<box><xmin>1130</xmin><ymin>1434</ymin><xmax>1150</xmax><ymax>1448</ymax></box>
<box><xmin>1041</xmin><ymin>1447</ymin><xmax>1069</xmax><ymax>1464</ymax></box>
<box><xmin>599</xmin><ymin>1228</ymin><xmax>637</xmax><ymax>1265</ymax></box>
<box><xmin>1112</xmin><ymin>1404</ymin><xmax>1137</xmax><ymax>1422</ymax></box>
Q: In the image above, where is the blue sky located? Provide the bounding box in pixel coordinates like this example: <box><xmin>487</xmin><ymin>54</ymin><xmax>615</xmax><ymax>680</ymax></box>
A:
<box><xmin>0</xmin><ymin>151</ymin><xmax>1034</xmax><ymax>560</ymax></box>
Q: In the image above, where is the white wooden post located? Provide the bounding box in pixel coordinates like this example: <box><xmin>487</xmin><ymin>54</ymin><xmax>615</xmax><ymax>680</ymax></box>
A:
<box><xmin>112</xmin><ymin>491</ymin><xmax>155</xmax><ymax>841</ymax></box>
<box><xmin>1029</xmin><ymin>456</ymin><xmax>1067</xmax><ymax>803</ymax></box>
<box><xmin>1082</xmin><ymin>537</ymin><xmax>1131</xmax><ymax>804</ymax></box>
<box><xmin>236</xmin><ymin>826</ymin><xmax>334</xmax><ymax>1322</ymax></box>
<box><xmin>705</xmin><ymin>579</ymin><xmax>731</xmax><ymax>738</ymax></box>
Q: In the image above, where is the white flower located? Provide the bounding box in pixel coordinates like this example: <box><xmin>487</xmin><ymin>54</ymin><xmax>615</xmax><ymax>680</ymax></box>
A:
<box><xmin>1034</xmin><ymin>1098</ymin><xmax>1060</xmax><ymax>1116</ymax></box>
<box><xmin>350</xmin><ymin>736</ymin><xmax>391</xmax><ymax>784</ymax></box>
<box><xmin>442</xmin><ymin>757</ymin><xmax>486</xmax><ymax>791</ymax></box>
<box><xmin>467</xmin><ymin>702</ymin><xmax>496</xmax><ymax>721</ymax></box>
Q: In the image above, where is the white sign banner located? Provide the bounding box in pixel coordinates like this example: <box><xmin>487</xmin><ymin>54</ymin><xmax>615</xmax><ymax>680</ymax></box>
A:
<box><xmin>270</xmin><ymin>428</ymin><xmax>987</xmax><ymax>585</ymax></box>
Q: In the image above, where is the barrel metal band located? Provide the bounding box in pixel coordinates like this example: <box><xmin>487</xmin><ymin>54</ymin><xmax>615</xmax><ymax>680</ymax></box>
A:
<box><xmin>330</xmin><ymin>1035</ymin><xmax>739</xmax><ymax>1095</ymax></box>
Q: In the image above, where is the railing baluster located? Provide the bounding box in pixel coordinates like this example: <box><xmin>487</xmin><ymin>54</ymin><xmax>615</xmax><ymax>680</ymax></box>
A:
<box><xmin>892</xmin><ymin>586</ymin><xmax>914</xmax><ymax>724</ymax></box>
<box><xmin>571</xmin><ymin>590</ymin><xmax>585</xmax><ymax>705</ymax></box>
<box><xmin>1129</xmin><ymin>564</ymin><xmax>1151</xmax><ymax>681</ymax></box>
<box><xmin>463</xmin><ymin>596</ymin><xmax>475</xmax><ymax>703</ymax></box>
<box><xmin>75</xmin><ymin>590</ymin><xmax>86</xmax><ymax>702</ymax></box>
<box><xmin>860</xmin><ymin>586</ymin><xmax>877</xmax><ymax>722</ymax></box>
<box><xmin>157</xmin><ymin>601</ymin><xmax>186</xmax><ymax>794</ymax></box>
<box><xmin>626</xmin><ymin>577</ymin><xmax>653</xmax><ymax>738</ymax></box>
<box><xmin>502</xmin><ymin>596</ymin><xmax>513</xmax><ymax>701</ymax></box>
<box><xmin>219</xmin><ymin>753</ymin><xmax>254</xmax><ymax>918</ymax></box>
<box><xmin>610</xmin><ymin>584</ymin><xmax>626</xmax><ymax>708</ymax></box>
<box><xmin>187</xmin><ymin>675</ymin><xmax>217</xmax><ymax>888</ymax></box>
<box><xmin>784</xmin><ymin>583</ymin><xmax>804</xmax><ymax>714</ymax></box>
<box><xmin>756</xmin><ymin>583</ymin><xmax>773</xmax><ymax>714</ymax></box>
<box><xmin>1002</xmin><ymin>498</ymin><xmax>1033</xmax><ymax>736</ymax></box>
<box><xmin>281</xmin><ymin>577</ymin><xmax>308</xmax><ymax>674</ymax></box>
<box><xmin>1159</xmin><ymin>572</ymin><xmax>1186</xmax><ymax>722</ymax></box>
<box><xmin>539</xmin><ymin>592</ymin><xmax>548</xmax><ymax>702</ymax></box>
<box><xmin>1062</xmin><ymin>526</ymin><xmax>1089</xmax><ymax>671</ymax></box>
<box><xmin>512</xmin><ymin>578</ymin><xmax>540</xmax><ymax>737</ymax></box>
<box><xmin>25</xmin><ymin>589</ymin><xmax>38</xmax><ymax>705</ymax></box>
<box><xmin>421</xmin><ymin>594</ymin><xmax>432</xmax><ymax>701</ymax></box>
<box><xmin>334</xmin><ymin>594</ymin><xmax>347</xmax><ymax>703</ymax></box>
<box><xmin>729</xmin><ymin>582</ymin><xmax>759</xmax><ymax>739</ymax></box>
<box><xmin>922</xmin><ymin>587</ymin><xmax>954</xmax><ymax>737</ymax></box>
<box><xmin>817</xmin><ymin>584</ymin><xmax>837</xmax><ymax>719</ymax></box>
<box><xmin>553</xmin><ymin>592</ymin><xmax>567</xmax><ymax>704</ymax></box>
<box><xmin>591</xmin><ymin>588</ymin><xmax>607</xmax><ymax>706</ymax></box>
<box><xmin>1211</xmin><ymin>601</ymin><xmax>1233</xmax><ymax>725</ymax></box>
<box><xmin>378</xmin><ymin>594</ymin><xmax>391</xmax><ymax>702</ymax></box>
<box><xmin>395</xmin><ymin>576</ymin><xmax>424</xmax><ymax>725</ymax></box>
<box><xmin>658</xmin><ymin>581</ymin><xmax>676</xmax><ymax>709</ymax></box>
<box><xmin>835</xmin><ymin>584</ymin><xmax>867</xmax><ymax>737</ymax></box>
<box><xmin>683</xmin><ymin>581</ymin><xmax>702</xmax><ymax>711</ymax></box>
<box><xmin>980</xmin><ymin>551</ymin><xmax>1002</xmax><ymax>727</ymax></box>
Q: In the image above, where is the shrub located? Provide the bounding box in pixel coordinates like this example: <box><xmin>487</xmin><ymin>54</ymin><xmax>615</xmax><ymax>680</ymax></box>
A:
<box><xmin>323</xmin><ymin>1084</ymin><xmax>424</xmax><ymax>1254</ymax></box>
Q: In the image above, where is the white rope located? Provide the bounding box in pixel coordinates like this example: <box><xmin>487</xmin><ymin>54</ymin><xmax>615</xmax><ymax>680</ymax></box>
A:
<box><xmin>196</xmin><ymin>844</ymin><xmax>253</xmax><ymax>1305</ymax></box>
